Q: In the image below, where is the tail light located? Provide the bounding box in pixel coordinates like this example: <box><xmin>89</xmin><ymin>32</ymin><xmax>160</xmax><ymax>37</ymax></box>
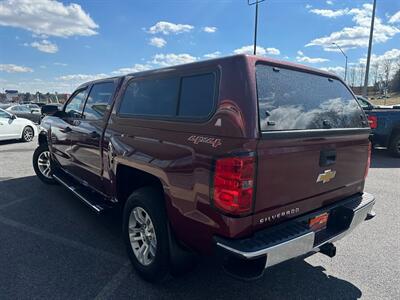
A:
<box><xmin>212</xmin><ymin>155</ymin><xmax>255</xmax><ymax>215</ymax></box>
<box><xmin>364</xmin><ymin>143</ymin><xmax>371</xmax><ymax>179</ymax></box>
<box><xmin>368</xmin><ymin>115</ymin><xmax>378</xmax><ymax>129</ymax></box>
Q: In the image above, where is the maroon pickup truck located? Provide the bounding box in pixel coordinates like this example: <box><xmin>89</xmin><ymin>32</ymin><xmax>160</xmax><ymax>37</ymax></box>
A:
<box><xmin>33</xmin><ymin>55</ymin><xmax>375</xmax><ymax>282</ymax></box>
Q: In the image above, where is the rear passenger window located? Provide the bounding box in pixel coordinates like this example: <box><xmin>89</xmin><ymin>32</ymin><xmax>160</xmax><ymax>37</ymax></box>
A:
<box><xmin>84</xmin><ymin>82</ymin><xmax>116</xmax><ymax>120</ymax></box>
<box><xmin>119</xmin><ymin>77</ymin><xmax>179</xmax><ymax>117</ymax></box>
<box><xmin>179</xmin><ymin>73</ymin><xmax>215</xmax><ymax>118</ymax></box>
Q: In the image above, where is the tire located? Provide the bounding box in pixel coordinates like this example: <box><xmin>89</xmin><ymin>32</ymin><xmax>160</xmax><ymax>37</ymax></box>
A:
<box><xmin>123</xmin><ymin>186</ymin><xmax>170</xmax><ymax>282</ymax></box>
<box><xmin>21</xmin><ymin>126</ymin><xmax>34</xmax><ymax>142</ymax></box>
<box><xmin>32</xmin><ymin>144</ymin><xmax>57</xmax><ymax>184</ymax></box>
<box><xmin>389</xmin><ymin>134</ymin><xmax>400</xmax><ymax>157</ymax></box>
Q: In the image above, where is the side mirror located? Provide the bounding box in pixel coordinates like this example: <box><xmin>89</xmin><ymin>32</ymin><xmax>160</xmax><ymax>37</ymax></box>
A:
<box><xmin>10</xmin><ymin>114</ymin><xmax>16</xmax><ymax>120</ymax></box>
<box><xmin>41</xmin><ymin>104</ymin><xmax>60</xmax><ymax>116</ymax></box>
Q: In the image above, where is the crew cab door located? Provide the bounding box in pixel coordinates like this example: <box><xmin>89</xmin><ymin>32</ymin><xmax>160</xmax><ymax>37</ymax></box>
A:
<box><xmin>50</xmin><ymin>87</ymin><xmax>88</xmax><ymax>169</ymax></box>
<box><xmin>65</xmin><ymin>80</ymin><xmax>118</xmax><ymax>194</ymax></box>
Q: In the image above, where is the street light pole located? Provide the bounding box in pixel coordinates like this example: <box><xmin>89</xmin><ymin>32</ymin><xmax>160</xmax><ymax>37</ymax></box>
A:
<box><xmin>363</xmin><ymin>0</ymin><xmax>377</xmax><ymax>97</ymax></box>
<box><xmin>332</xmin><ymin>42</ymin><xmax>348</xmax><ymax>82</ymax></box>
<box><xmin>248</xmin><ymin>0</ymin><xmax>265</xmax><ymax>55</ymax></box>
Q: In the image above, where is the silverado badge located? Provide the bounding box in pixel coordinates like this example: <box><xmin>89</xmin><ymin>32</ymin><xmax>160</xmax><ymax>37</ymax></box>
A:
<box><xmin>316</xmin><ymin>169</ymin><xmax>336</xmax><ymax>184</ymax></box>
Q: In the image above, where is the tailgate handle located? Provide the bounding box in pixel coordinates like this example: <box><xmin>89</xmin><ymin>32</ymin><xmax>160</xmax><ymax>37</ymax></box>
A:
<box><xmin>320</xmin><ymin>149</ymin><xmax>336</xmax><ymax>167</ymax></box>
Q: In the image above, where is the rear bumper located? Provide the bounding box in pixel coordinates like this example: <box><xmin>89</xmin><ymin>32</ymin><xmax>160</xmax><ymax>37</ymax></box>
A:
<box><xmin>215</xmin><ymin>192</ymin><xmax>375</xmax><ymax>278</ymax></box>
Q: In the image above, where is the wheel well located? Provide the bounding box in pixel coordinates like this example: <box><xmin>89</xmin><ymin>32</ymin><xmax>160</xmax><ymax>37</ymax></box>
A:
<box><xmin>390</xmin><ymin>127</ymin><xmax>400</xmax><ymax>143</ymax></box>
<box><xmin>22</xmin><ymin>125</ymin><xmax>34</xmax><ymax>137</ymax></box>
<box><xmin>116</xmin><ymin>164</ymin><xmax>164</xmax><ymax>206</ymax></box>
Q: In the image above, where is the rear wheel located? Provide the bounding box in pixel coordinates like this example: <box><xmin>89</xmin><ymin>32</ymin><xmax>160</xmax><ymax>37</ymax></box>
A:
<box><xmin>21</xmin><ymin>126</ymin><xmax>34</xmax><ymax>142</ymax></box>
<box><xmin>123</xmin><ymin>186</ymin><xmax>170</xmax><ymax>282</ymax></box>
<box><xmin>389</xmin><ymin>134</ymin><xmax>400</xmax><ymax>157</ymax></box>
<box><xmin>33</xmin><ymin>144</ymin><xmax>56</xmax><ymax>184</ymax></box>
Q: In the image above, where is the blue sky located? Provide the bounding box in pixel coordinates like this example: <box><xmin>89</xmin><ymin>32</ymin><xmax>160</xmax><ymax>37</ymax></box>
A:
<box><xmin>0</xmin><ymin>0</ymin><xmax>399</xmax><ymax>93</ymax></box>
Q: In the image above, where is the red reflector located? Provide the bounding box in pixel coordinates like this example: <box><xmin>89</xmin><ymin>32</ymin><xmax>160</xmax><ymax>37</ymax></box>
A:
<box><xmin>368</xmin><ymin>115</ymin><xmax>378</xmax><ymax>129</ymax></box>
<box><xmin>309</xmin><ymin>213</ymin><xmax>329</xmax><ymax>232</ymax></box>
<box><xmin>213</xmin><ymin>156</ymin><xmax>255</xmax><ymax>215</ymax></box>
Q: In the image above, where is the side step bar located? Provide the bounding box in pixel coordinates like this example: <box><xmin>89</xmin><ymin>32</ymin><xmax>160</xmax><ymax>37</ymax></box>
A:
<box><xmin>53</xmin><ymin>173</ymin><xmax>111</xmax><ymax>213</ymax></box>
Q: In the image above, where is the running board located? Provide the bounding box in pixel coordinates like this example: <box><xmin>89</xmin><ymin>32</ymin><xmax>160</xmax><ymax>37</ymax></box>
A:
<box><xmin>53</xmin><ymin>173</ymin><xmax>112</xmax><ymax>213</ymax></box>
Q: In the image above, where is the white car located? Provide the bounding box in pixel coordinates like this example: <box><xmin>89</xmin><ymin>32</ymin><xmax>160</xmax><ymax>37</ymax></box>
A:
<box><xmin>0</xmin><ymin>108</ymin><xmax>38</xmax><ymax>142</ymax></box>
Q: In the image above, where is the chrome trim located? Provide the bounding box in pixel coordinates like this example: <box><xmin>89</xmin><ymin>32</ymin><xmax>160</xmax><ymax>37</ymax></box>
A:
<box><xmin>53</xmin><ymin>174</ymin><xmax>102</xmax><ymax>213</ymax></box>
<box><xmin>216</xmin><ymin>193</ymin><xmax>375</xmax><ymax>269</ymax></box>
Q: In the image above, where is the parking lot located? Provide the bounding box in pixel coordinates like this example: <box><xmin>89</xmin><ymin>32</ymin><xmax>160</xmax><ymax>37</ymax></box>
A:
<box><xmin>0</xmin><ymin>138</ymin><xmax>399</xmax><ymax>300</ymax></box>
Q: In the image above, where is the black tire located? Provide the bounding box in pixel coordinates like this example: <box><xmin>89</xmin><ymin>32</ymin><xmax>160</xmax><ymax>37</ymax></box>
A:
<box><xmin>123</xmin><ymin>186</ymin><xmax>170</xmax><ymax>282</ymax></box>
<box><xmin>389</xmin><ymin>134</ymin><xmax>400</xmax><ymax>157</ymax></box>
<box><xmin>21</xmin><ymin>126</ymin><xmax>34</xmax><ymax>142</ymax></box>
<box><xmin>33</xmin><ymin>144</ymin><xmax>57</xmax><ymax>184</ymax></box>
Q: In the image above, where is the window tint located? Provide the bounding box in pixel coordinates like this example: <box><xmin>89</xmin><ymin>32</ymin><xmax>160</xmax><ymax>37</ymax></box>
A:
<box><xmin>119</xmin><ymin>77</ymin><xmax>179</xmax><ymax>117</ymax></box>
<box><xmin>84</xmin><ymin>82</ymin><xmax>116</xmax><ymax>120</ymax></box>
<box><xmin>19</xmin><ymin>106</ymin><xmax>31</xmax><ymax>113</ymax></box>
<box><xmin>0</xmin><ymin>109</ymin><xmax>10</xmax><ymax>118</ymax></box>
<box><xmin>65</xmin><ymin>89</ymin><xmax>87</xmax><ymax>119</ymax></box>
<box><xmin>256</xmin><ymin>65</ymin><xmax>367</xmax><ymax>131</ymax></box>
<box><xmin>179</xmin><ymin>73</ymin><xmax>215</xmax><ymax>118</ymax></box>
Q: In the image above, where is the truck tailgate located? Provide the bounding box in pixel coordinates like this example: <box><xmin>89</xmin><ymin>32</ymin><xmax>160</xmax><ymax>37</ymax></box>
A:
<box><xmin>253</xmin><ymin>131</ymin><xmax>370</xmax><ymax>228</ymax></box>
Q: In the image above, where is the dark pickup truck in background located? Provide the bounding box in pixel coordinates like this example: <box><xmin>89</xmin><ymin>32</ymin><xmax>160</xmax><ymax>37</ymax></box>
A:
<box><xmin>33</xmin><ymin>55</ymin><xmax>375</xmax><ymax>282</ymax></box>
<box><xmin>356</xmin><ymin>96</ymin><xmax>400</xmax><ymax>157</ymax></box>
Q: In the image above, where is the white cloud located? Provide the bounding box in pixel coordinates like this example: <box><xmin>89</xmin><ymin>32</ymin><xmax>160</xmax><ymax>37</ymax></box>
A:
<box><xmin>148</xmin><ymin>21</ymin><xmax>193</xmax><ymax>35</ymax></box>
<box><xmin>149</xmin><ymin>37</ymin><xmax>166</xmax><ymax>48</ymax></box>
<box><xmin>306</xmin><ymin>4</ymin><xmax>312</xmax><ymax>9</ymax></box>
<box><xmin>56</xmin><ymin>73</ymin><xmax>108</xmax><ymax>82</ymax></box>
<box><xmin>307</xmin><ymin>4</ymin><xmax>400</xmax><ymax>51</ymax></box>
<box><xmin>111</xmin><ymin>64</ymin><xmax>152</xmax><ymax>75</ymax></box>
<box><xmin>203</xmin><ymin>26</ymin><xmax>217</xmax><ymax>33</ymax></box>
<box><xmin>151</xmin><ymin>53</ymin><xmax>197</xmax><ymax>67</ymax></box>
<box><xmin>233</xmin><ymin>45</ymin><xmax>280</xmax><ymax>56</ymax></box>
<box><xmin>0</xmin><ymin>0</ymin><xmax>99</xmax><ymax>38</ymax></box>
<box><xmin>29</xmin><ymin>40</ymin><xmax>58</xmax><ymax>53</ymax></box>
<box><xmin>389</xmin><ymin>11</ymin><xmax>400</xmax><ymax>23</ymax></box>
<box><xmin>54</xmin><ymin>62</ymin><xmax>67</xmax><ymax>66</ymax></box>
<box><xmin>296</xmin><ymin>50</ymin><xmax>329</xmax><ymax>64</ymax></box>
<box><xmin>320</xmin><ymin>66</ymin><xmax>345</xmax><ymax>75</ymax></box>
<box><xmin>310</xmin><ymin>8</ymin><xmax>349</xmax><ymax>18</ymax></box>
<box><xmin>326</xmin><ymin>1</ymin><xmax>333</xmax><ymax>5</ymax></box>
<box><xmin>0</xmin><ymin>63</ymin><xmax>33</xmax><ymax>73</ymax></box>
<box><xmin>359</xmin><ymin>48</ymin><xmax>400</xmax><ymax>65</ymax></box>
<box><xmin>204</xmin><ymin>51</ymin><xmax>221</xmax><ymax>59</ymax></box>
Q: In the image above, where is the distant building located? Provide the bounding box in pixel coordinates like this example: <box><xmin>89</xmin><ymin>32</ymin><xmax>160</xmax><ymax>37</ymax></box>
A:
<box><xmin>5</xmin><ymin>90</ymin><xmax>19</xmax><ymax>102</ymax></box>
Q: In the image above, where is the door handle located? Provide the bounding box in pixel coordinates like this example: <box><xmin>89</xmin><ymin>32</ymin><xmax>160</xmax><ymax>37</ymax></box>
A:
<box><xmin>320</xmin><ymin>149</ymin><xmax>336</xmax><ymax>167</ymax></box>
<box><xmin>89</xmin><ymin>131</ymin><xmax>100</xmax><ymax>139</ymax></box>
<box><xmin>60</xmin><ymin>126</ymin><xmax>72</xmax><ymax>133</ymax></box>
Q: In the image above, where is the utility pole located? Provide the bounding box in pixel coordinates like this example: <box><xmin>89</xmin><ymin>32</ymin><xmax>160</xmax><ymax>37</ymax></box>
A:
<box><xmin>363</xmin><ymin>0</ymin><xmax>377</xmax><ymax>97</ymax></box>
<box><xmin>248</xmin><ymin>0</ymin><xmax>265</xmax><ymax>55</ymax></box>
<box><xmin>332</xmin><ymin>43</ymin><xmax>348</xmax><ymax>82</ymax></box>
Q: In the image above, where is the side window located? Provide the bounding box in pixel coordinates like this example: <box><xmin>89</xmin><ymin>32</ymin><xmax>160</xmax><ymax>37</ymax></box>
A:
<box><xmin>178</xmin><ymin>73</ymin><xmax>215</xmax><ymax>118</ymax></box>
<box><xmin>64</xmin><ymin>89</ymin><xmax>87</xmax><ymax>119</ymax></box>
<box><xmin>119</xmin><ymin>77</ymin><xmax>179</xmax><ymax>116</ymax></box>
<box><xmin>84</xmin><ymin>82</ymin><xmax>116</xmax><ymax>120</ymax></box>
<box><xmin>0</xmin><ymin>110</ymin><xmax>10</xmax><ymax>118</ymax></box>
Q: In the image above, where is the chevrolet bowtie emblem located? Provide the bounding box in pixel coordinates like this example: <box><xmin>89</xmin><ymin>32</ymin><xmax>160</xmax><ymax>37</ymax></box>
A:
<box><xmin>316</xmin><ymin>169</ymin><xmax>336</xmax><ymax>184</ymax></box>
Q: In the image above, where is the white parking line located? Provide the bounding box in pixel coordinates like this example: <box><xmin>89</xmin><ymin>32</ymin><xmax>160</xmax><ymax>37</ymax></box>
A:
<box><xmin>0</xmin><ymin>214</ymin><xmax>128</xmax><ymax>265</ymax></box>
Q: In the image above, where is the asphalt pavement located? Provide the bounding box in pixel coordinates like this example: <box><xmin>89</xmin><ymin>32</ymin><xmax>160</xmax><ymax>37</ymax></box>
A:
<box><xmin>0</xmin><ymin>138</ymin><xmax>399</xmax><ymax>299</ymax></box>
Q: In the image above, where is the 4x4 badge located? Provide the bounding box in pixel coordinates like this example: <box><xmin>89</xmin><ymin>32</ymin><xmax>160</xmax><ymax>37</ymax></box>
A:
<box><xmin>187</xmin><ymin>135</ymin><xmax>222</xmax><ymax>148</ymax></box>
<box><xmin>316</xmin><ymin>169</ymin><xmax>336</xmax><ymax>183</ymax></box>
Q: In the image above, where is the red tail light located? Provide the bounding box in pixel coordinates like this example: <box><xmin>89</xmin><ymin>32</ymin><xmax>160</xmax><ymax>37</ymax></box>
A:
<box><xmin>365</xmin><ymin>142</ymin><xmax>371</xmax><ymax>178</ymax></box>
<box><xmin>213</xmin><ymin>155</ymin><xmax>255</xmax><ymax>215</ymax></box>
<box><xmin>368</xmin><ymin>115</ymin><xmax>378</xmax><ymax>129</ymax></box>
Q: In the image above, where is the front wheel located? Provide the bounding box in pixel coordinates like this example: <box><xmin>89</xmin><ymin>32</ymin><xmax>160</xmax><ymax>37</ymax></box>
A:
<box><xmin>389</xmin><ymin>134</ymin><xmax>400</xmax><ymax>157</ymax></box>
<box><xmin>33</xmin><ymin>145</ymin><xmax>57</xmax><ymax>184</ymax></box>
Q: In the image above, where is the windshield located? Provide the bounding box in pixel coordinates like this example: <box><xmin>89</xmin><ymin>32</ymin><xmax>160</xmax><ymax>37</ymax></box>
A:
<box><xmin>256</xmin><ymin>64</ymin><xmax>367</xmax><ymax>131</ymax></box>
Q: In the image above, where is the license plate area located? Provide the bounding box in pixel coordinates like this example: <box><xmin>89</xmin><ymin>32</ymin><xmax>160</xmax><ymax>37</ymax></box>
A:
<box><xmin>309</xmin><ymin>212</ymin><xmax>329</xmax><ymax>232</ymax></box>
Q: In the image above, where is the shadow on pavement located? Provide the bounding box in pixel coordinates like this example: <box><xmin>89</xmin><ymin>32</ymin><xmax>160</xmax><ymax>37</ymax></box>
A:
<box><xmin>370</xmin><ymin>149</ymin><xmax>400</xmax><ymax>168</ymax></box>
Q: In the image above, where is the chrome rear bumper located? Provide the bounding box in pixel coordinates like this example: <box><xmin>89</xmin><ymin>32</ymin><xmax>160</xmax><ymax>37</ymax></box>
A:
<box><xmin>216</xmin><ymin>193</ymin><xmax>375</xmax><ymax>272</ymax></box>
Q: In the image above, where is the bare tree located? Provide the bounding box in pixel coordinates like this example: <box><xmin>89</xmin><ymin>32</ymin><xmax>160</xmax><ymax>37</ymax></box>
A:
<box><xmin>349</xmin><ymin>67</ymin><xmax>357</xmax><ymax>88</ymax></box>
<box><xmin>382</xmin><ymin>59</ymin><xmax>392</xmax><ymax>94</ymax></box>
<box><xmin>358</xmin><ymin>64</ymin><xmax>365</xmax><ymax>88</ymax></box>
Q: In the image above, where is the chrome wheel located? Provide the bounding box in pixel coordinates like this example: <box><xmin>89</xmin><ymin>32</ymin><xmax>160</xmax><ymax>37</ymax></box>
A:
<box><xmin>37</xmin><ymin>151</ymin><xmax>52</xmax><ymax>179</ymax></box>
<box><xmin>23</xmin><ymin>127</ymin><xmax>34</xmax><ymax>141</ymax></box>
<box><xmin>129</xmin><ymin>207</ymin><xmax>157</xmax><ymax>266</ymax></box>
